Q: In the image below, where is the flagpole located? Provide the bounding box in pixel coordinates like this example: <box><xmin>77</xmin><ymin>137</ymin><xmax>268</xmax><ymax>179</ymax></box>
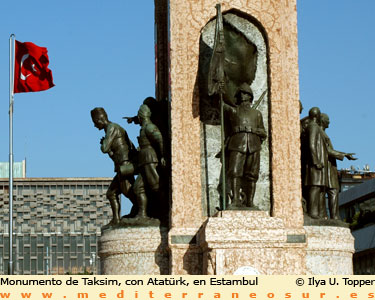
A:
<box><xmin>216</xmin><ymin>3</ymin><xmax>226</xmax><ymax>210</ymax></box>
<box><xmin>9</xmin><ymin>34</ymin><xmax>15</xmax><ymax>275</ymax></box>
<box><xmin>220</xmin><ymin>93</ymin><xmax>226</xmax><ymax>210</ymax></box>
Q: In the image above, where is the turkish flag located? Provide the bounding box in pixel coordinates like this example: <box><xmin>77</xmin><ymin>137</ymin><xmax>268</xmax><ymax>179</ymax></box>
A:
<box><xmin>14</xmin><ymin>40</ymin><xmax>54</xmax><ymax>93</ymax></box>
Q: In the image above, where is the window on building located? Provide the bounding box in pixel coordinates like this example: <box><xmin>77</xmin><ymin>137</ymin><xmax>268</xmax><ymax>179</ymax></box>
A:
<box><xmin>84</xmin><ymin>236</ymin><xmax>90</xmax><ymax>256</ymax></box>
<box><xmin>37</xmin><ymin>253</ymin><xmax>43</xmax><ymax>272</ymax></box>
<box><xmin>71</xmin><ymin>236</ymin><xmax>77</xmax><ymax>255</ymax></box>
<box><xmin>4</xmin><ymin>237</ymin><xmax>9</xmax><ymax>256</ymax></box>
<box><xmin>18</xmin><ymin>259</ymin><xmax>23</xmax><ymax>274</ymax></box>
<box><xmin>24</xmin><ymin>249</ymin><xmax>30</xmax><ymax>272</ymax></box>
<box><xmin>18</xmin><ymin>236</ymin><xmax>23</xmax><ymax>256</ymax></box>
<box><xmin>44</xmin><ymin>236</ymin><xmax>50</xmax><ymax>250</ymax></box>
<box><xmin>23</xmin><ymin>235</ymin><xmax>30</xmax><ymax>245</ymax></box>
<box><xmin>57</xmin><ymin>237</ymin><xmax>63</xmax><ymax>255</ymax></box>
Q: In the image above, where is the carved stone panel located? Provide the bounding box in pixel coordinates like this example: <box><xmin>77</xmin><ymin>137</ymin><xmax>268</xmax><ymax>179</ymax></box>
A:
<box><xmin>199</xmin><ymin>12</ymin><xmax>270</xmax><ymax>215</ymax></box>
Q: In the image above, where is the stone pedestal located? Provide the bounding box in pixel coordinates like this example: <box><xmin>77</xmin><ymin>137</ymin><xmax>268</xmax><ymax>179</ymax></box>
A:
<box><xmin>98</xmin><ymin>226</ymin><xmax>169</xmax><ymax>274</ymax></box>
<box><xmin>199</xmin><ymin>211</ymin><xmax>306</xmax><ymax>274</ymax></box>
<box><xmin>304</xmin><ymin>226</ymin><xmax>355</xmax><ymax>275</ymax></box>
<box><xmin>158</xmin><ymin>0</ymin><xmax>305</xmax><ymax>275</ymax></box>
<box><xmin>168</xmin><ymin>227</ymin><xmax>203</xmax><ymax>275</ymax></box>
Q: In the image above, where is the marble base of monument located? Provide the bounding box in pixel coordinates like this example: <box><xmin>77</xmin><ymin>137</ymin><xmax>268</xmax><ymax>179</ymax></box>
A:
<box><xmin>304</xmin><ymin>225</ymin><xmax>354</xmax><ymax>275</ymax></box>
<box><xmin>199</xmin><ymin>211</ymin><xmax>306</xmax><ymax>275</ymax></box>
<box><xmin>99</xmin><ymin>226</ymin><xmax>169</xmax><ymax>274</ymax></box>
<box><xmin>168</xmin><ymin>227</ymin><xmax>204</xmax><ymax>275</ymax></box>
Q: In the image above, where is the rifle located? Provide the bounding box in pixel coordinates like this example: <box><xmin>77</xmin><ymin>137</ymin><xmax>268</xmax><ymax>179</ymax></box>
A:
<box><xmin>252</xmin><ymin>90</ymin><xmax>267</xmax><ymax>110</ymax></box>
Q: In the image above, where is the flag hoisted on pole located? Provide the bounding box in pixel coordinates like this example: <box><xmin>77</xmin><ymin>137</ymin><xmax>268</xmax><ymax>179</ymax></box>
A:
<box><xmin>14</xmin><ymin>41</ymin><xmax>54</xmax><ymax>93</ymax></box>
<box><xmin>208</xmin><ymin>3</ymin><xmax>225</xmax><ymax>97</ymax></box>
<box><xmin>208</xmin><ymin>3</ymin><xmax>227</xmax><ymax>210</ymax></box>
<box><xmin>8</xmin><ymin>34</ymin><xmax>15</xmax><ymax>275</ymax></box>
<box><xmin>8</xmin><ymin>35</ymin><xmax>54</xmax><ymax>274</ymax></box>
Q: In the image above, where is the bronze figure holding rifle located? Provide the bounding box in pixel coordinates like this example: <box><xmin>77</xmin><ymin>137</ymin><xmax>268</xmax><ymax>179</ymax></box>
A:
<box><xmin>223</xmin><ymin>84</ymin><xmax>267</xmax><ymax>208</ymax></box>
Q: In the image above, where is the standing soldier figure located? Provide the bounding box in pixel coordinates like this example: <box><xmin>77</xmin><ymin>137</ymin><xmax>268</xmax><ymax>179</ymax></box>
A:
<box><xmin>224</xmin><ymin>84</ymin><xmax>267</xmax><ymax>208</ymax></box>
<box><xmin>132</xmin><ymin>104</ymin><xmax>166</xmax><ymax>218</ymax></box>
<box><xmin>91</xmin><ymin>107</ymin><xmax>137</xmax><ymax>228</ymax></box>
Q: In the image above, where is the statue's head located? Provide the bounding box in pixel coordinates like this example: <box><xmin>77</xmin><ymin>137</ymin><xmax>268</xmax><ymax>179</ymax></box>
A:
<box><xmin>137</xmin><ymin>104</ymin><xmax>152</xmax><ymax>122</ymax></box>
<box><xmin>236</xmin><ymin>83</ymin><xmax>253</xmax><ymax>104</ymax></box>
<box><xmin>91</xmin><ymin>107</ymin><xmax>108</xmax><ymax>130</ymax></box>
<box><xmin>321</xmin><ymin>113</ymin><xmax>330</xmax><ymax>129</ymax></box>
<box><xmin>143</xmin><ymin>97</ymin><xmax>156</xmax><ymax>106</ymax></box>
<box><xmin>308</xmin><ymin>107</ymin><xmax>321</xmax><ymax>122</ymax></box>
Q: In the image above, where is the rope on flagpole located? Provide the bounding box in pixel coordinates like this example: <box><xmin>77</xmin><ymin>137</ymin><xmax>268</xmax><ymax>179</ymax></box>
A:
<box><xmin>9</xmin><ymin>33</ymin><xmax>15</xmax><ymax>275</ymax></box>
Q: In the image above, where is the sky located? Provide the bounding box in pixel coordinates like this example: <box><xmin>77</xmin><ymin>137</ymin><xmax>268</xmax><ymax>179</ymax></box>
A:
<box><xmin>0</xmin><ymin>0</ymin><xmax>374</xmax><ymax>178</ymax></box>
<box><xmin>298</xmin><ymin>1</ymin><xmax>375</xmax><ymax>172</ymax></box>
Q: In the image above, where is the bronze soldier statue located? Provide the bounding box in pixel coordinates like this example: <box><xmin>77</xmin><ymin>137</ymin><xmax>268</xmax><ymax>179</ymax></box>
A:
<box><xmin>131</xmin><ymin>104</ymin><xmax>166</xmax><ymax>218</ymax></box>
<box><xmin>303</xmin><ymin>107</ymin><xmax>328</xmax><ymax>219</ymax></box>
<box><xmin>320</xmin><ymin>113</ymin><xmax>357</xmax><ymax>219</ymax></box>
<box><xmin>224</xmin><ymin>83</ymin><xmax>267</xmax><ymax>208</ymax></box>
<box><xmin>91</xmin><ymin>107</ymin><xmax>137</xmax><ymax>227</ymax></box>
<box><xmin>124</xmin><ymin>97</ymin><xmax>169</xmax><ymax>139</ymax></box>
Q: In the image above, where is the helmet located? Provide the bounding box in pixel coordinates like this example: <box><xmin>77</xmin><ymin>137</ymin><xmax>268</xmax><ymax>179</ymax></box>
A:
<box><xmin>137</xmin><ymin>104</ymin><xmax>152</xmax><ymax>119</ymax></box>
<box><xmin>236</xmin><ymin>83</ymin><xmax>253</xmax><ymax>97</ymax></box>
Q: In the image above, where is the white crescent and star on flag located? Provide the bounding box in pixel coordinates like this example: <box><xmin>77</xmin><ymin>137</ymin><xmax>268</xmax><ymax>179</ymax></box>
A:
<box><xmin>13</xmin><ymin>40</ymin><xmax>54</xmax><ymax>93</ymax></box>
<box><xmin>20</xmin><ymin>53</ymin><xmax>38</xmax><ymax>81</ymax></box>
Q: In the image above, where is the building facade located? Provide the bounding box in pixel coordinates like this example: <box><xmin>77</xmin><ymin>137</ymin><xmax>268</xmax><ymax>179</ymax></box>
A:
<box><xmin>339</xmin><ymin>169</ymin><xmax>375</xmax><ymax>192</ymax></box>
<box><xmin>0</xmin><ymin>177</ymin><xmax>112</xmax><ymax>275</ymax></box>
<box><xmin>0</xmin><ymin>160</ymin><xmax>26</xmax><ymax>178</ymax></box>
<box><xmin>339</xmin><ymin>171</ymin><xmax>375</xmax><ymax>275</ymax></box>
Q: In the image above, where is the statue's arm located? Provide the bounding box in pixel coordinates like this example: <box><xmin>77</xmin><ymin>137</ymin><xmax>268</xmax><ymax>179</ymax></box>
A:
<box><xmin>326</xmin><ymin>137</ymin><xmax>357</xmax><ymax>161</ymax></box>
<box><xmin>255</xmin><ymin>111</ymin><xmax>267</xmax><ymax>140</ymax></box>
<box><xmin>123</xmin><ymin>116</ymin><xmax>140</xmax><ymax>124</ymax></box>
<box><xmin>222</xmin><ymin>101</ymin><xmax>236</xmax><ymax>114</ymax></box>
<box><xmin>329</xmin><ymin>148</ymin><xmax>357</xmax><ymax>161</ymax></box>
<box><xmin>327</xmin><ymin>142</ymin><xmax>345</xmax><ymax>161</ymax></box>
<box><xmin>101</xmin><ymin>124</ymin><xmax>115</xmax><ymax>153</ymax></box>
<box><xmin>345</xmin><ymin>153</ymin><xmax>357</xmax><ymax>160</ymax></box>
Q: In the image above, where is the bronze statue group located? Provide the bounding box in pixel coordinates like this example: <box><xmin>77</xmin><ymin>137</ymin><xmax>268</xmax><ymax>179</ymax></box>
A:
<box><xmin>301</xmin><ymin>106</ymin><xmax>356</xmax><ymax>221</ymax></box>
<box><xmin>91</xmin><ymin>85</ymin><xmax>268</xmax><ymax>228</ymax></box>
<box><xmin>91</xmin><ymin>90</ymin><xmax>356</xmax><ymax>228</ymax></box>
<box><xmin>91</xmin><ymin>98</ymin><xmax>168</xmax><ymax>228</ymax></box>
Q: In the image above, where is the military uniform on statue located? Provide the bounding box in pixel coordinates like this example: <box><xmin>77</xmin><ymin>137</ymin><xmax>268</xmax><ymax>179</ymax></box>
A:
<box><xmin>224</xmin><ymin>84</ymin><xmax>267</xmax><ymax>209</ymax></box>
<box><xmin>91</xmin><ymin>107</ymin><xmax>137</xmax><ymax>228</ymax></box>
<box><xmin>133</xmin><ymin>104</ymin><xmax>166</xmax><ymax>220</ymax></box>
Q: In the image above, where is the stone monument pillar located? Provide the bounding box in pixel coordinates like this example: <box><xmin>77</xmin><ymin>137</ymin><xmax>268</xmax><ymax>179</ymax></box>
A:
<box><xmin>155</xmin><ymin>0</ymin><xmax>308</xmax><ymax>274</ymax></box>
<box><xmin>99</xmin><ymin>0</ymin><xmax>353</xmax><ymax>275</ymax></box>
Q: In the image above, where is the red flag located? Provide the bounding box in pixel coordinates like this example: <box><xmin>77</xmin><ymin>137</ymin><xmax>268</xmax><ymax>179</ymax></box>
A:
<box><xmin>14</xmin><ymin>40</ymin><xmax>54</xmax><ymax>93</ymax></box>
<box><xmin>208</xmin><ymin>4</ymin><xmax>226</xmax><ymax>97</ymax></box>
